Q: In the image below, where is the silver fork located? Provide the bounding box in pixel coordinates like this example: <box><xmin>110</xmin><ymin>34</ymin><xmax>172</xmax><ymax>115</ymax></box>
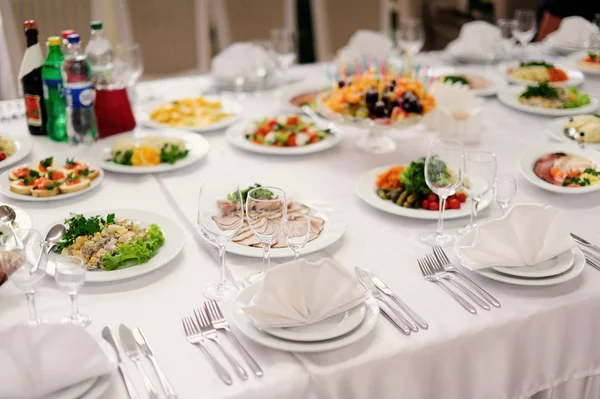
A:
<box><xmin>418</xmin><ymin>257</ymin><xmax>477</xmax><ymax>314</ymax></box>
<box><xmin>433</xmin><ymin>246</ymin><xmax>501</xmax><ymax>308</ymax></box>
<box><xmin>204</xmin><ymin>300</ymin><xmax>263</xmax><ymax>377</ymax></box>
<box><xmin>195</xmin><ymin>308</ymin><xmax>248</xmax><ymax>380</ymax></box>
<box><xmin>181</xmin><ymin>316</ymin><xmax>232</xmax><ymax>385</ymax></box>
<box><xmin>425</xmin><ymin>254</ymin><xmax>490</xmax><ymax>311</ymax></box>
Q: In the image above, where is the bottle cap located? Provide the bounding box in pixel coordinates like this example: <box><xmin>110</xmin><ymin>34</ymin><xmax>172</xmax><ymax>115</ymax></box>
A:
<box><xmin>23</xmin><ymin>20</ymin><xmax>37</xmax><ymax>33</ymax></box>
<box><xmin>61</xmin><ymin>29</ymin><xmax>75</xmax><ymax>39</ymax></box>
<box><xmin>47</xmin><ymin>36</ymin><xmax>61</xmax><ymax>46</ymax></box>
<box><xmin>67</xmin><ymin>34</ymin><xmax>81</xmax><ymax>44</ymax></box>
<box><xmin>91</xmin><ymin>21</ymin><xmax>102</xmax><ymax>30</ymax></box>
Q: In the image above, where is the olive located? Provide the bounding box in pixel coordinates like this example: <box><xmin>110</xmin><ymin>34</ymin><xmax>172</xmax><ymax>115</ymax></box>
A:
<box><xmin>365</xmin><ymin>89</ymin><xmax>379</xmax><ymax>107</ymax></box>
<box><xmin>338</xmin><ymin>80</ymin><xmax>346</xmax><ymax>88</ymax></box>
<box><xmin>373</xmin><ymin>101</ymin><xmax>388</xmax><ymax>118</ymax></box>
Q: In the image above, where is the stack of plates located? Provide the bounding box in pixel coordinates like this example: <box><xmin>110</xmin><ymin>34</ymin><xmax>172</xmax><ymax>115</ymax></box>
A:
<box><xmin>455</xmin><ymin>231</ymin><xmax>585</xmax><ymax>286</ymax></box>
<box><xmin>231</xmin><ymin>284</ymin><xmax>379</xmax><ymax>352</ymax></box>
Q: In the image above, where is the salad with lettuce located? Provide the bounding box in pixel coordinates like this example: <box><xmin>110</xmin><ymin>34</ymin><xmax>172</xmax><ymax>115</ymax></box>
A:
<box><xmin>519</xmin><ymin>82</ymin><xmax>591</xmax><ymax>109</ymax></box>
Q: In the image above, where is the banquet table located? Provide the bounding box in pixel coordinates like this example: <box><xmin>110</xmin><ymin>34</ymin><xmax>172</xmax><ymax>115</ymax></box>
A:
<box><xmin>1</xmin><ymin>48</ymin><xmax>600</xmax><ymax>399</ymax></box>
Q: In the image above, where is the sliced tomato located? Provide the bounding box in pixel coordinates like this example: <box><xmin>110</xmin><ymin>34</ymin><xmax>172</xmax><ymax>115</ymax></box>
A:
<box><xmin>50</xmin><ymin>171</ymin><xmax>65</xmax><ymax>180</ymax></box>
<box><xmin>286</xmin><ymin>135</ymin><xmax>297</xmax><ymax>146</ymax></box>
<box><xmin>309</xmin><ymin>136</ymin><xmax>320</xmax><ymax>144</ymax></box>
<box><xmin>267</xmin><ymin>119</ymin><xmax>278</xmax><ymax>128</ymax></box>
<box><xmin>286</xmin><ymin>116</ymin><xmax>299</xmax><ymax>125</ymax></box>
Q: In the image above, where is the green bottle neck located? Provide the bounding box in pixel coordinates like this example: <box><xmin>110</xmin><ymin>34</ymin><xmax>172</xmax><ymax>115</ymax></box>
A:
<box><xmin>46</xmin><ymin>45</ymin><xmax>64</xmax><ymax>62</ymax></box>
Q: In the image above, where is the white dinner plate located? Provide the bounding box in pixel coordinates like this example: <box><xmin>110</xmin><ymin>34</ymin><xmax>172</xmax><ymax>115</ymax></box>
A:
<box><xmin>429</xmin><ymin>67</ymin><xmax>505</xmax><ymax>97</ymax></box>
<box><xmin>90</xmin><ymin>129</ymin><xmax>210</xmax><ymax>174</ymax></box>
<box><xmin>232</xmin><ymin>284</ymin><xmax>379</xmax><ymax>353</ymax></box>
<box><xmin>499</xmin><ymin>62</ymin><xmax>584</xmax><ymax>87</ymax></box>
<box><xmin>355</xmin><ymin>166</ymin><xmax>492</xmax><ymax>220</ymax></box>
<box><xmin>546</xmin><ymin>116</ymin><xmax>600</xmax><ymax>150</ymax></box>
<box><xmin>518</xmin><ymin>143</ymin><xmax>600</xmax><ymax>194</ymax></box>
<box><xmin>42</xmin><ymin>209</ymin><xmax>185</xmax><ymax>282</ymax></box>
<box><xmin>491</xmin><ymin>249</ymin><xmax>575</xmax><ymax>278</ymax></box>
<box><xmin>567</xmin><ymin>51</ymin><xmax>600</xmax><ymax>76</ymax></box>
<box><xmin>0</xmin><ymin>168</ymin><xmax>104</xmax><ymax>202</ymax></box>
<box><xmin>225</xmin><ymin>121</ymin><xmax>341</xmax><ymax>155</ymax></box>
<box><xmin>0</xmin><ymin>135</ymin><xmax>32</xmax><ymax>170</ymax></box>
<box><xmin>139</xmin><ymin>96</ymin><xmax>243</xmax><ymax>133</ymax></box>
<box><xmin>226</xmin><ymin>202</ymin><xmax>346</xmax><ymax>259</ymax></box>
<box><xmin>497</xmin><ymin>86</ymin><xmax>599</xmax><ymax>117</ymax></box>
<box><xmin>263</xmin><ymin>303</ymin><xmax>366</xmax><ymax>342</ymax></box>
<box><xmin>279</xmin><ymin>80</ymin><xmax>328</xmax><ymax>112</ymax></box>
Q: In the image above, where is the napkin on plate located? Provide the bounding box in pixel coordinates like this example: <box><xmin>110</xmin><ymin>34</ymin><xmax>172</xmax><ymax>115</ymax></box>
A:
<box><xmin>446</xmin><ymin>21</ymin><xmax>503</xmax><ymax>59</ymax></box>
<box><xmin>243</xmin><ymin>258</ymin><xmax>368</xmax><ymax>329</ymax></box>
<box><xmin>211</xmin><ymin>42</ymin><xmax>275</xmax><ymax>82</ymax></box>
<box><xmin>336</xmin><ymin>30</ymin><xmax>394</xmax><ymax>65</ymax></box>
<box><xmin>0</xmin><ymin>323</ymin><xmax>113</xmax><ymax>399</ymax></box>
<box><xmin>458</xmin><ymin>203</ymin><xmax>576</xmax><ymax>269</ymax></box>
<box><xmin>545</xmin><ymin>16</ymin><xmax>600</xmax><ymax>48</ymax></box>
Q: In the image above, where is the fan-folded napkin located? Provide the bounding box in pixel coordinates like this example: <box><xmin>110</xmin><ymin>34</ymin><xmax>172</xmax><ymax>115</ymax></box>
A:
<box><xmin>243</xmin><ymin>258</ymin><xmax>367</xmax><ymax>328</ymax></box>
<box><xmin>0</xmin><ymin>323</ymin><xmax>113</xmax><ymax>399</ymax></box>
<box><xmin>446</xmin><ymin>21</ymin><xmax>502</xmax><ymax>58</ymax></box>
<box><xmin>337</xmin><ymin>30</ymin><xmax>394</xmax><ymax>65</ymax></box>
<box><xmin>458</xmin><ymin>204</ymin><xmax>576</xmax><ymax>269</ymax></box>
<box><xmin>545</xmin><ymin>17</ymin><xmax>600</xmax><ymax>47</ymax></box>
<box><xmin>211</xmin><ymin>42</ymin><xmax>275</xmax><ymax>81</ymax></box>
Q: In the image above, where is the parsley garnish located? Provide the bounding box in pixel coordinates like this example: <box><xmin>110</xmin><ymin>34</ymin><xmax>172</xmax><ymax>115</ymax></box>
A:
<box><xmin>29</xmin><ymin>170</ymin><xmax>39</xmax><ymax>178</ymax></box>
<box><xmin>65</xmin><ymin>157</ymin><xmax>76</xmax><ymax>166</ymax></box>
<box><xmin>110</xmin><ymin>149</ymin><xmax>133</xmax><ymax>166</ymax></box>
<box><xmin>40</xmin><ymin>157</ymin><xmax>53</xmax><ymax>168</ymax></box>
<box><xmin>44</xmin><ymin>181</ymin><xmax>60</xmax><ymax>190</ymax></box>
<box><xmin>160</xmin><ymin>144</ymin><xmax>189</xmax><ymax>165</ymax></box>
<box><xmin>520</xmin><ymin>61</ymin><xmax>554</xmax><ymax>68</ymax></box>
<box><xmin>520</xmin><ymin>81</ymin><xmax>559</xmax><ymax>100</ymax></box>
<box><xmin>57</xmin><ymin>213</ymin><xmax>114</xmax><ymax>250</ymax></box>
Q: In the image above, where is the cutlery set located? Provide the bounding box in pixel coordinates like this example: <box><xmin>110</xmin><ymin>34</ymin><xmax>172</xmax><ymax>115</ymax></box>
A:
<box><xmin>102</xmin><ymin>325</ymin><xmax>176</xmax><ymax>399</ymax></box>
<box><xmin>572</xmin><ymin>233</ymin><xmax>600</xmax><ymax>271</ymax></box>
<box><xmin>182</xmin><ymin>299</ymin><xmax>262</xmax><ymax>385</ymax></box>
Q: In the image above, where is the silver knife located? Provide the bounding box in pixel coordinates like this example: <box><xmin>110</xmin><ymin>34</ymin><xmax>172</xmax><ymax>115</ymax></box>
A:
<box><xmin>572</xmin><ymin>233</ymin><xmax>600</xmax><ymax>255</ymax></box>
<box><xmin>134</xmin><ymin>327</ymin><xmax>178</xmax><ymax>399</ymax></box>
<box><xmin>354</xmin><ymin>267</ymin><xmax>413</xmax><ymax>334</ymax></box>
<box><xmin>102</xmin><ymin>327</ymin><xmax>140</xmax><ymax>399</ymax></box>
<box><xmin>119</xmin><ymin>324</ymin><xmax>159</xmax><ymax>399</ymax></box>
<box><xmin>364</xmin><ymin>269</ymin><xmax>429</xmax><ymax>330</ymax></box>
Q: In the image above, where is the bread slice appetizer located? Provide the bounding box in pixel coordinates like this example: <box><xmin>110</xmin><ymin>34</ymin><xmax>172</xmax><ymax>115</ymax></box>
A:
<box><xmin>31</xmin><ymin>177</ymin><xmax>59</xmax><ymax>198</ymax></box>
<box><xmin>36</xmin><ymin>156</ymin><xmax>55</xmax><ymax>173</ymax></box>
<box><xmin>47</xmin><ymin>169</ymin><xmax>67</xmax><ymax>183</ymax></box>
<box><xmin>9</xmin><ymin>178</ymin><xmax>35</xmax><ymax>195</ymax></box>
<box><xmin>59</xmin><ymin>176</ymin><xmax>91</xmax><ymax>194</ymax></box>
<box><xmin>9</xmin><ymin>165</ymin><xmax>31</xmax><ymax>181</ymax></box>
<box><xmin>64</xmin><ymin>158</ymin><xmax>100</xmax><ymax>180</ymax></box>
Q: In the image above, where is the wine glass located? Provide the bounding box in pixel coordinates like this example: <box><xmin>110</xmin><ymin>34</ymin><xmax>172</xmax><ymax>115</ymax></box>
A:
<box><xmin>197</xmin><ymin>180</ymin><xmax>244</xmax><ymax>300</ymax></box>
<box><xmin>115</xmin><ymin>42</ymin><xmax>144</xmax><ymax>104</ymax></box>
<box><xmin>497</xmin><ymin>19</ymin><xmax>518</xmax><ymax>56</ymax></box>
<box><xmin>421</xmin><ymin>139</ymin><xmax>465</xmax><ymax>246</ymax></box>
<box><xmin>252</xmin><ymin>40</ymin><xmax>273</xmax><ymax>93</ymax></box>
<box><xmin>284</xmin><ymin>214</ymin><xmax>310</xmax><ymax>259</ymax></box>
<box><xmin>396</xmin><ymin>19</ymin><xmax>425</xmax><ymax>55</ymax></box>
<box><xmin>55</xmin><ymin>256</ymin><xmax>90</xmax><ymax>326</ymax></box>
<box><xmin>458</xmin><ymin>151</ymin><xmax>497</xmax><ymax>234</ymax></box>
<box><xmin>591</xmin><ymin>14</ymin><xmax>600</xmax><ymax>49</ymax></box>
<box><xmin>271</xmin><ymin>28</ymin><xmax>297</xmax><ymax>83</ymax></box>
<box><xmin>513</xmin><ymin>10</ymin><xmax>537</xmax><ymax>58</ymax></box>
<box><xmin>246</xmin><ymin>186</ymin><xmax>286</xmax><ymax>281</ymax></box>
<box><xmin>494</xmin><ymin>175</ymin><xmax>517</xmax><ymax>215</ymax></box>
<box><xmin>0</xmin><ymin>229</ymin><xmax>47</xmax><ymax>324</ymax></box>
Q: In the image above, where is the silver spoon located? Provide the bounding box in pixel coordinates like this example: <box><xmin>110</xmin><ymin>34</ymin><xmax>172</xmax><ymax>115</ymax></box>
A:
<box><xmin>564</xmin><ymin>127</ymin><xmax>585</xmax><ymax>149</ymax></box>
<box><xmin>0</xmin><ymin>205</ymin><xmax>23</xmax><ymax>247</ymax></box>
<box><xmin>30</xmin><ymin>224</ymin><xmax>66</xmax><ymax>275</ymax></box>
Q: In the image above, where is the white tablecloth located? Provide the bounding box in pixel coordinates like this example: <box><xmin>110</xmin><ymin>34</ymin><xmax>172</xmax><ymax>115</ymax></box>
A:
<box><xmin>1</xmin><ymin>49</ymin><xmax>600</xmax><ymax>399</ymax></box>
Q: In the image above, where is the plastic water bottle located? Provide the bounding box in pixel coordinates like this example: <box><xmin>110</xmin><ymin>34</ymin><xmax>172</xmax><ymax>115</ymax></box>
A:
<box><xmin>61</xmin><ymin>34</ymin><xmax>97</xmax><ymax>144</ymax></box>
<box><xmin>85</xmin><ymin>21</ymin><xmax>113</xmax><ymax>86</ymax></box>
<box><xmin>42</xmin><ymin>36</ymin><xmax>67</xmax><ymax>142</ymax></box>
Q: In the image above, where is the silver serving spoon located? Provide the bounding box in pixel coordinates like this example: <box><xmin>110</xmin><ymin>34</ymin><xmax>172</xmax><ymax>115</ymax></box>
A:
<box><xmin>30</xmin><ymin>224</ymin><xmax>66</xmax><ymax>275</ymax></box>
<box><xmin>0</xmin><ymin>205</ymin><xmax>23</xmax><ymax>247</ymax></box>
<box><xmin>564</xmin><ymin>127</ymin><xmax>585</xmax><ymax>149</ymax></box>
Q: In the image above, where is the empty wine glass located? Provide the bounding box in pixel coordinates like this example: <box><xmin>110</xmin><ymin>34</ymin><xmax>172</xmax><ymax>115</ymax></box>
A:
<box><xmin>246</xmin><ymin>186</ymin><xmax>286</xmax><ymax>281</ymax></box>
<box><xmin>0</xmin><ymin>229</ymin><xmax>47</xmax><ymax>324</ymax></box>
<box><xmin>197</xmin><ymin>180</ymin><xmax>244</xmax><ymax>300</ymax></box>
<box><xmin>494</xmin><ymin>174</ymin><xmax>517</xmax><ymax>215</ymax></box>
<box><xmin>55</xmin><ymin>256</ymin><xmax>90</xmax><ymax>326</ymax></box>
<box><xmin>284</xmin><ymin>214</ymin><xmax>310</xmax><ymax>259</ymax></box>
<box><xmin>271</xmin><ymin>28</ymin><xmax>297</xmax><ymax>83</ymax></box>
<box><xmin>252</xmin><ymin>40</ymin><xmax>273</xmax><ymax>93</ymax></box>
<box><xmin>497</xmin><ymin>19</ymin><xmax>518</xmax><ymax>56</ymax></box>
<box><xmin>513</xmin><ymin>10</ymin><xmax>537</xmax><ymax>58</ymax></box>
<box><xmin>458</xmin><ymin>151</ymin><xmax>497</xmax><ymax>234</ymax></box>
<box><xmin>421</xmin><ymin>139</ymin><xmax>465</xmax><ymax>246</ymax></box>
<box><xmin>115</xmin><ymin>42</ymin><xmax>144</xmax><ymax>103</ymax></box>
<box><xmin>396</xmin><ymin>19</ymin><xmax>425</xmax><ymax>55</ymax></box>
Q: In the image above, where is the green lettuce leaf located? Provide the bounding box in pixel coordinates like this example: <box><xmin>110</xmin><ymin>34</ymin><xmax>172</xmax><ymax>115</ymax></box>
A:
<box><xmin>102</xmin><ymin>224</ymin><xmax>165</xmax><ymax>271</ymax></box>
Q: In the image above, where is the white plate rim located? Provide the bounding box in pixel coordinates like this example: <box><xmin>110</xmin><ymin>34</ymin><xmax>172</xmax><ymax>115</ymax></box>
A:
<box><xmin>42</xmin><ymin>209</ymin><xmax>185</xmax><ymax>282</ymax></box>
<box><xmin>231</xmin><ymin>284</ymin><xmax>379</xmax><ymax>353</ymax></box>
<box><xmin>355</xmin><ymin>165</ymin><xmax>492</xmax><ymax>220</ymax></box>
<box><xmin>491</xmin><ymin>248</ymin><xmax>575</xmax><ymax>278</ymax></box>
<box><xmin>546</xmin><ymin>116</ymin><xmax>600</xmax><ymax>150</ymax></box>
<box><xmin>0</xmin><ymin>135</ymin><xmax>33</xmax><ymax>170</ymax></box>
<box><xmin>500</xmin><ymin>62</ymin><xmax>585</xmax><ymax>87</ymax></box>
<box><xmin>279</xmin><ymin>80</ymin><xmax>329</xmax><ymax>112</ymax></box>
<box><xmin>567</xmin><ymin>51</ymin><xmax>600</xmax><ymax>75</ymax></box>
<box><xmin>428</xmin><ymin>67</ymin><xmax>505</xmax><ymax>96</ymax></box>
<box><xmin>497</xmin><ymin>86</ymin><xmax>599</xmax><ymax>117</ymax></box>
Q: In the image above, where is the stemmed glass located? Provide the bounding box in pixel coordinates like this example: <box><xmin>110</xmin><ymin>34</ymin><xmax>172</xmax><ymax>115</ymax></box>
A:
<box><xmin>246</xmin><ymin>186</ymin><xmax>286</xmax><ymax>281</ymax></box>
<box><xmin>421</xmin><ymin>139</ymin><xmax>465</xmax><ymax>246</ymax></box>
<box><xmin>494</xmin><ymin>175</ymin><xmax>517</xmax><ymax>215</ymax></box>
<box><xmin>115</xmin><ymin>42</ymin><xmax>144</xmax><ymax>103</ymax></box>
<box><xmin>252</xmin><ymin>40</ymin><xmax>273</xmax><ymax>93</ymax></box>
<box><xmin>0</xmin><ymin>229</ymin><xmax>47</xmax><ymax>324</ymax></box>
<box><xmin>54</xmin><ymin>256</ymin><xmax>90</xmax><ymax>326</ymax></box>
<box><xmin>396</xmin><ymin>19</ymin><xmax>425</xmax><ymax>56</ymax></box>
<box><xmin>458</xmin><ymin>151</ymin><xmax>497</xmax><ymax>234</ymax></box>
<box><xmin>513</xmin><ymin>10</ymin><xmax>537</xmax><ymax>58</ymax></box>
<box><xmin>284</xmin><ymin>214</ymin><xmax>310</xmax><ymax>260</ymax></box>
<box><xmin>271</xmin><ymin>28</ymin><xmax>297</xmax><ymax>83</ymax></box>
<box><xmin>497</xmin><ymin>19</ymin><xmax>518</xmax><ymax>56</ymax></box>
<box><xmin>197</xmin><ymin>180</ymin><xmax>244</xmax><ymax>300</ymax></box>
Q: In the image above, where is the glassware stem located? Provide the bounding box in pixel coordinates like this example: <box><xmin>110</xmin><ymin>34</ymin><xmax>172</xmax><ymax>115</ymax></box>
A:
<box><xmin>25</xmin><ymin>292</ymin><xmax>40</xmax><ymax>324</ymax></box>
<box><xmin>294</xmin><ymin>249</ymin><xmax>299</xmax><ymax>260</ymax></box>
<box><xmin>217</xmin><ymin>244</ymin><xmax>230</xmax><ymax>287</ymax></box>
<box><xmin>262</xmin><ymin>241</ymin><xmax>271</xmax><ymax>272</ymax></box>
<box><xmin>470</xmin><ymin>197</ymin><xmax>480</xmax><ymax>228</ymax></box>
<box><xmin>437</xmin><ymin>197</ymin><xmax>447</xmax><ymax>235</ymax></box>
<box><xmin>70</xmin><ymin>293</ymin><xmax>80</xmax><ymax>318</ymax></box>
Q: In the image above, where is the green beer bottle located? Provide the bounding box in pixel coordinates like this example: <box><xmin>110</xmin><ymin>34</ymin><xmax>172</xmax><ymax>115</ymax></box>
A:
<box><xmin>42</xmin><ymin>36</ymin><xmax>67</xmax><ymax>142</ymax></box>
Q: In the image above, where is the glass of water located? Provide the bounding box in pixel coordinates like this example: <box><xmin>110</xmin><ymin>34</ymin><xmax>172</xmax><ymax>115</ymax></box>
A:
<box><xmin>494</xmin><ymin>174</ymin><xmax>517</xmax><ymax>215</ymax></box>
<box><xmin>55</xmin><ymin>256</ymin><xmax>90</xmax><ymax>326</ymax></box>
<box><xmin>459</xmin><ymin>151</ymin><xmax>497</xmax><ymax>234</ymax></box>
<box><xmin>271</xmin><ymin>28</ymin><xmax>297</xmax><ymax>83</ymax></box>
<box><xmin>284</xmin><ymin>214</ymin><xmax>311</xmax><ymax>259</ymax></box>
<box><xmin>513</xmin><ymin>9</ymin><xmax>537</xmax><ymax>57</ymax></box>
<box><xmin>396</xmin><ymin>19</ymin><xmax>425</xmax><ymax>55</ymax></box>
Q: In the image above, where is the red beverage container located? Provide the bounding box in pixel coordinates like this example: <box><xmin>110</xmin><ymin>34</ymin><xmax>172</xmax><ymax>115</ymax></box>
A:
<box><xmin>94</xmin><ymin>87</ymin><xmax>136</xmax><ymax>138</ymax></box>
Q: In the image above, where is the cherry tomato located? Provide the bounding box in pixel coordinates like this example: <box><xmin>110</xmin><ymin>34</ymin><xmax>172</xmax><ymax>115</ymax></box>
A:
<box><xmin>456</xmin><ymin>192</ymin><xmax>467</xmax><ymax>203</ymax></box>
<box><xmin>267</xmin><ymin>119</ymin><xmax>278</xmax><ymax>128</ymax></box>
<box><xmin>427</xmin><ymin>193</ymin><xmax>437</xmax><ymax>203</ymax></box>
<box><xmin>286</xmin><ymin>136</ymin><xmax>297</xmax><ymax>146</ymax></box>
<box><xmin>448</xmin><ymin>198</ymin><xmax>460</xmax><ymax>210</ymax></box>
<box><xmin>444</xmin><ymin>201</ymin><xmax>450</xmax><ymax>210</ymax></box>
<box><xmin>421</xmin><ymin>199</ymin><xmax>429</xmax><ymax>209</ymax></box>
<box><xmin>429</xmin><ymin>202</ymin><xmax>439</xmax><ymax>211</ymax></box>
<box><xmin>0</xmin><ymin>153</ymin><xmax>6</xmax><ymax>161</ymax></box>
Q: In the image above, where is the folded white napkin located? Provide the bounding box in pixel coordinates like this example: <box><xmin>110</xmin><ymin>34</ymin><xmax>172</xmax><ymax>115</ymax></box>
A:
<box><xmin>458</xmin><ymin>204</ymin><xmax>576</xmax><ymax>269</ymax></box>
<box><xmin>243</xmin><ymin>258</ymin><xmax>367</xmax><ymax>329</ymax></box>
<box><xmin>545</xmin><ymin>16</ymin><xmax>600</xmax><ymax>47</ymax></box>
<box><xmin>211</xmin><ymin>42</ymin><xmax>275</xmax><ymax>81</ymax></box>
<box><xmin>446</xmin><ymin>21</ymin><xmax>502</xmax><ymax>58</ymax></box>
<box><xmin>337</xmin><ymin>30</ymin><xmax>394</xmax><ymax>65</ymax></box>
<box><xmin>0</xmin><ymin>323</ymin><xmax>113</xmax><ymax>399</ymax></box>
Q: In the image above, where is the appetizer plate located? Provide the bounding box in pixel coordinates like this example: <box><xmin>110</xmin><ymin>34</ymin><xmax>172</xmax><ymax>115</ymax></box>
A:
<box><xmin>227</xmin><ymin>202</ymin><xmax>346</xmax><ymax>258</ymax></box>
<box><xmin>0</xmin><ymin>135</ymin><xmax>32</xmax><ymax>170</ymax></box>
<box><xmin>355</xmin><ymin>166</ymin><xmax>492</xmax><ymax>220</ymax></box>
<box><xmin>139</xmin><ymin>96</ymin><xmax>243</xmax><ymax>133</ymax></box>
<box><xmin>499</xmin><ymin>62</ymin><xmax>584</xmax><ymax>87</ymax></box>
<box><xmin>232</xmin><ymin>284</ymin><xmax>379</xmax><ymax>352</ymax></box>
<box><xmin>429</xmin><ymin>66</ymin><xmax>505</xmax><ymax>97</ymax></box>
<box><xmin>491</xmin><ymin>249</ymin><xmax>575</xmax><ymax>278</ymax></box>
<box><xmin>90</xmin><ymin>129</ymin><xmax>210</xmax><ymax>174</ymax></box>
<box><xmin>546</xmin><ymin>116</ymin><xmax>600</xmax><ymax>150</ymax></box>
<box><xmin>497</xmin><ymin>87</ymin><xmax>599</xmax><ymax>117</ymax></box>
<box><xmin>279</xmin><ymin>80</ymin><xmax>328</xmax><ymax>112</ymax></box>
<box><xmin>42</xmin><ymin>209</ymin><xmax>185</xmax><ymax>283</ymax></box>
<box><xmin>225</xmin><ymin>121</ymin><xmax>341</xmax><ymax>155</ymax></box>
<box><xmin>567</xmin><ymin>51</ymin><xmax>600</xmax><ymax>76</ymax></box>
<box><xmin>519</xmin><ymin>143</ymin><xmax>600</xmax><ymax>194</ymax></box>
<box><xmin>0</xmin><ymin>169</ymin><xmax>104</xmax><ymax>202</ymax></box>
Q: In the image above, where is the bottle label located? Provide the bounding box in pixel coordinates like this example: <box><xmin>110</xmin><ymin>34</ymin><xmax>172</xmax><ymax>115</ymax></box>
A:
<box><xmin>65</xmin><ymin>82</ymin><xmax>95</xmax><ymax>109</ymax></box>
<box><xmin>24</xmin><ymin>94</ymin><xmax>42</xmax><ymax>126</ymax></box>
<box><xmin>42</xmin><ymin>78</ymin><xmax>63</xmax><ymax>99</ymax></box>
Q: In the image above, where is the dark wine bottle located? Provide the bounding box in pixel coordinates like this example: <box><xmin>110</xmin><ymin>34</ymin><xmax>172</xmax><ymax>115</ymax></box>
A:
<box><xmin>20</xmin><ymin>20</ymin><xmax>47</xmax><ymax>136</ymax></box>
